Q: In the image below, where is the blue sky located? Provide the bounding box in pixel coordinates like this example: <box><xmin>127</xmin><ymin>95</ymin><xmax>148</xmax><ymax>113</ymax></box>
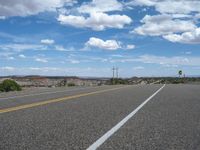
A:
<box><xmin>1</xmin><ymin>0</ymin><xmax>200</xmax><ymax>77</ymax></box>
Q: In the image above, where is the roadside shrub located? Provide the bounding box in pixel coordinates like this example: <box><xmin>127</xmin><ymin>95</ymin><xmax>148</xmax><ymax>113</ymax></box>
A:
<box><xmin>0</xmin><ymin>79</ymin><xmax>22</xmax><ymax>92</ymax></box>
<box><xmin>0</xmin><ymin>83</ymin><xmax>4</xmax><ymax>92</ymax></box>
<box><xmin>172</xmin><ymin>80</ymin><xmax>184</xmax><ymax>84</ymax></box>
<box><xmin>110</xmin><ymin>78</ymin><xmax>128</xmax><ymax>85</ymax></box>
<box><xmin>67</xmin><ymin>82</ymin><xmax>75</xmax><ymax>87</ymax></box>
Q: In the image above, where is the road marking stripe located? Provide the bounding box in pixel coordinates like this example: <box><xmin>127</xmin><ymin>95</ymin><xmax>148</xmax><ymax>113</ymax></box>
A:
<box><xmin>87</xmin><ymin>84</ymin><xmax>165</xmax><ymax>150</ymax></box>
<box><xmin>0</xmin><ymin>86</ymin><xmax>128</xmax><ymax>114</ymax></box>
<box><xmin>0</xmin><ymin>86</ymin><xmax>105</xmax><ymax>100</ymax></box>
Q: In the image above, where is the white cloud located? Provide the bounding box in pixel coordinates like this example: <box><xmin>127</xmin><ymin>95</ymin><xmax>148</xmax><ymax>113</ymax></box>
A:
<box><xmin>58</xmin><ymin>12</ymin><xmax>132</xmax><ymax>31</ymax></box>
<box><xmin>41</xmin><ymin>39</ymin><xmax>55</xmax><ymax>45</ymax></box>
<box><xmin>128</xmin><ymin>0</ymin><xmax>200</xmax><ymax>44</ymax></box>
<box><xmin>111</xmin><ymin>54</ymin><xmax>124</xmax><ymax>58</ymax></box>
<box><xmin>7</xmin><ymin>56</ymin><xmax>14</xmax><ymax>60</ymax></box>
<box><xmin>0</xmin><ymin>51</ymin><xmax>14</xmax><ymax>57</ymax></box>
<box><xmin>0</xmin><ymin>0</ymin><xmax>76</xmax><ymax>17</ymax></box>
<box><xmin>171</xmin><ymin>14</ymin><xmax>192</xmax><ymax>19</ymax></box>
<box><xmin>0</xmin><ymin>44</ymin><xmax>46</xmax><ymax>52</ymax></box>
<box><xmin>133</xmin><ymin>14</ymin><xmax>196</xmax><ymax>36</ymax></box>
<box><xmin>85</xmin><ymin>37</ymin><xmax>136</xmax><ymax>50</ymax></box>
<box><xmin>195</xmin><ymin>13</ymin><xmax>200</xmax><ymax>19</ymax></box>
<box><xmin>1</xmin><ymin>66</ymin><xmax>15</xmax><ymax>71</ymax></box>
<box><xmin>35</xmin><ymin>58</ymin><xmax>48</xmax><ymax>63</ymax></box>
<box><xmin>137</xmin><ymin>55</ymin><xmax>200</xmax><ymax>67</ymax></box>
<box><xmin>163</xmin><ymin>28</ymin><xmax>200</xmax><ymax>44</ymax></box>
<box><xmin>133</xmin><ymin>66</ymin><xmax>144</xmax><ymax>70</ymax></box>
<box><xmin>126</xmin><ymin>44</ymin><xmax>135</xmax><ymax>50</ymax></box>
<box><xmin>86</xmin><ymin>37</ymin><xmax>121</xmax><ymax>50</ymax></box>
<box><xmin>70</xmin><ymin>60</ymin><xmax>80</xmax><ymax>64</ymax></box>
<box><xmin>78</xmin><ymin>0</ymin><xmax>123</xmax><ymax>13</ymax></box>
<box><xmin>55</xmin><ymin>45</ymin><xmax>75</xmax><ymax>51</ymax></box>
<box><xmin>19</xmin><ymin>54</ymin><xmax>26</xmax><ymax>58</ymax></box>
<box><xmin>128</xmin><ymin>0</ymin><xmax>200</xmax><ymax>14</ymax></box>
<box><xmin>58</xmin><ymin>0</ymin><xmax>132</xmax><ymax>30</ymax></box>
<box><xmin>106</xmin><ymin>54</ymin><xmax>200</xmax><ymax>67</ymax></box>
<box><xmin>155</xmin><ymin>1</ymin><xmax>200</xmax><ymax>14</ymax></box>
<box><xmin>55</xmin><ymin>45</ymin><xmax>67</xmax><ymax>51</ymax></box>
<box><xmin>185</xmin><ymin>51</ymin><xmax>192</xmax><ymax>55</ymax></box>
<box><xmin>0</xmin><ymin>16</ymin><xmax>5</xmax><ymax>19</ymax></box>
<box><xmin>128</xmin><ymin>0</ymin><xmax>155</xmax><ymax>6</ymax></box>
<box><xmin>0</xmin><ymin>32</ymin><xmax>26</xmax><ymax>43</ymax></box>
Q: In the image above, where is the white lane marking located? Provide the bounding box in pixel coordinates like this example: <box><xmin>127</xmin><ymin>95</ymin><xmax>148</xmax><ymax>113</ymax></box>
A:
<box><xmin>87</xmin><ymin>84</ymin><xmax>165</xmax><ymax>150</ymax></box>
<box><xmin>0</xmin><ymin>86</ymin><xmax>105</xmax><ymax>100</ymax></box>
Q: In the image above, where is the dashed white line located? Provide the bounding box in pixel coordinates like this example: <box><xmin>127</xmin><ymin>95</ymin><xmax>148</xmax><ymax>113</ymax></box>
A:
<box><xmin>87</xmin><ymin>84</ymin><xmax>165</xmax><ymax>150</ymax></box>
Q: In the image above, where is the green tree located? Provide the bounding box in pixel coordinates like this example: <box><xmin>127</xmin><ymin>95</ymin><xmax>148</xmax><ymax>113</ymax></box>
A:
<box><xmin>0</xmin><ymin>79</ymin><xmax>21</xmax><ymax>92</ymax></box>
<box><xmin>67</xmin><ymin>82</ymin><xmax>75</xmax><ymax>87</ymax></box>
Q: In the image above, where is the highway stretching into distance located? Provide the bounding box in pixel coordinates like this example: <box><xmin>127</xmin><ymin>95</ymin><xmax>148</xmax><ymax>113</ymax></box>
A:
<box><xmin>0</xmin><ymin>84</ymin><xmax>200</xmax><ymax>150</ymax></box>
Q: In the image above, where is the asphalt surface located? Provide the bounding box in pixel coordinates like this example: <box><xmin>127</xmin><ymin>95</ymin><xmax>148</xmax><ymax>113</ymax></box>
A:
<box><xmin>0</xmin><ymin>85</ymin><xmax>120</xmax><ymax>109</ymax></box>
<box><xmin>0</xmin><ymin>84</ymin><xmax>200</xmax><ymax>150</ymax></box>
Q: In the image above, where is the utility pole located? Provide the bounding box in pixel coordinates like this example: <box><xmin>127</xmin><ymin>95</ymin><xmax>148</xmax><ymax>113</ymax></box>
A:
<box><xmin>116</xmin><ymin>67</ymin><xmax>119</xmax><ymax>79</ymax></box>
<box><xmin>112</xmin><ymin>67</ymin><xmax>115</xmax><ymax>84</ymax></box>
<box><xmin>112</xmin><ymin>67</ymin><xmax>115</xmax><ymax>79</ymax></box>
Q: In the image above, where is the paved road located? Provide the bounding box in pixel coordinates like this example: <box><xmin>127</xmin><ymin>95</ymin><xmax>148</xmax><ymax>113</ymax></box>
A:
<box><xmin>0</xmin><ymin>84</ymin><xmax>200</xmax><ymax>150</ymax></box>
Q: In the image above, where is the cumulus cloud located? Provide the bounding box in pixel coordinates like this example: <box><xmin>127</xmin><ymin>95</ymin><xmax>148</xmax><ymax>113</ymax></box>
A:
<box><xmin>19</xmin><ymin>54</ymin><xmax>26</xmax><ymax>58</ymax></box>
<box><xmin>128</xmin><ymin>0</ymin><xmax>155</xmax><ymax>6</ymax></box>
<box><xmin>128</xmin><ymin>0</ymin><xmax>200</xmax><ymax>14</ymax></box>
<box><xmin>126</xmin><ymin>44</ymin><xmax>135</xmax><ymax>50</ymax></box>
<box><xmin>0</xmin><ymin>0</ymin><xmax>76</xmax><ymax>17</ymax></box>
<box><xmin>41</xmin><ymin>39</ymin><xmax>55</xmax><ymax>45</ymax></box>
<box><xmin>128</xmin><ymin>0</ymin><xmax>200</xmax><ymax>44</ymax></box>
<box><xmin>85</xmin><ymin>37</ymin><xmax>136</xmax><ymax>50</ymax></box>
<box><xmin>58</xmin><ymin>12</ymin><xmax>132</xmax><ymax>31</ymax></box>
<box><xmin>78</xmin><ymin>0</ymin><xmax>123</xmax><ymax>13</ymax></box>
<box><xmin>163</xmin><ymin>28</ymin><xmax>200</xmax><ymax>44</ymax></box>
<box><xmin>133</xmin><ymin>14</ymin><xmax>196</xmax><ymax>36</ymax></box>
<box><xmin>35</xmin><ymin>58</ymin><xmax>48</xmax><ymax>63</ymax></box>
<box><xmin>86</xmin><ymin>37</ymin><xmax>121</xmax><ymax>50</ymax></box>
<box><xmin>155</xmin><ymin>1</ymin><xmax>200</xmax><ymax>14</ymax></box>
<box><xmin>57</xmin><ymin>0</ymin><xmax>132</xmax><ymax>30</ymax></box>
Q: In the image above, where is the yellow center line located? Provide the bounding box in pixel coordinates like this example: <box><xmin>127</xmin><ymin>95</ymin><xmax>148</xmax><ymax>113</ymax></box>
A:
<box><xmin>0</xmin><ymin>86</ymin><xmax>129</xmax><ymax>114</ymax></box>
